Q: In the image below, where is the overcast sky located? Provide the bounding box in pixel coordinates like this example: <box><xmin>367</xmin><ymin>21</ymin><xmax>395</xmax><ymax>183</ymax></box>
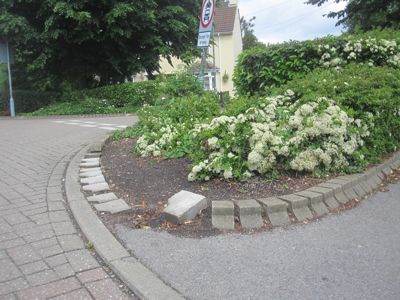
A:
<box><xmin>237</xmin><ymin>0</ymin><xmax>347</xmax><ymax>44</ymax></box>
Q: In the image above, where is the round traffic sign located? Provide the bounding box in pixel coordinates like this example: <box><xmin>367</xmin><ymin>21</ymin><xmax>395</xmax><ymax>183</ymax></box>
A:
<box><xmin>200</xmin><ymin>0</ymin><xmax>215</xmax><ymax>29</ymax></box>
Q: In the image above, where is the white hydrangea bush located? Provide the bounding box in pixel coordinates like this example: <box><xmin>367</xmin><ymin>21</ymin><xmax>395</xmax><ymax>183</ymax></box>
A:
<box><xmin>318</xmin><ymin>38</ymin><xmax>400</xmax><ymax>68</ymax></box>
<box><xmin>187</xmin><ymin>92</ymin><xmax>370</xmax><ymax>181</ymax></box>
<box><xmin>135</xmin><ymin>104</ymin><xmax>190</xmax><ymax>157</ymax></box>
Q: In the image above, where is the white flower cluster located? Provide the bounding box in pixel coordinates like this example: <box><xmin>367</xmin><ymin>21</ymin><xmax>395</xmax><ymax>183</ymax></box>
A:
<box><xmin>287</xmin><ymin>97</ymin><xmax>368</xmax><ymax>172</ymax></box>
<box><xmin>318</xmin><ymin>37</ymin><xmax>400</xmax><ymax>68</ymax></box>
<box><xmin>136</xmin><ymin>123</ymin><xmax>179</xmax><ymax>157</ymax></box>
<box><xmin>187</xmin><ymin>93</ymin><xmax>369</xmax><ymax>181</ymax></box>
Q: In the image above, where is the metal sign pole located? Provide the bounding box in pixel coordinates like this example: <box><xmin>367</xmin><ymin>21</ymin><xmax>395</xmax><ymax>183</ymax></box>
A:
<box><xmin>197</xmin><ymin>0</ymin><xmax>215</xmax><ymax>91</ymax></box>
<box><xmin>6</xmin><ymin>41</ymin><xmax>15</xmax><ymax>117</ymax></box>
<box><xmin>211</xmin><ymin>26</ymin><xmax>217</xmax><ymax>93</ymax></box>
<box><xmin>199</xmin><ymin>48</ymin><xmax>207</xmax><ymax>88</ymax></box>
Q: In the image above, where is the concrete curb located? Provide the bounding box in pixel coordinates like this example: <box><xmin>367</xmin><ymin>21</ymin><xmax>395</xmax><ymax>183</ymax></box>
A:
<box><xmin>65</xmin><ymin>137</ymin><xmax>185</xmax><ymax>300</ymax></box>
<box><xmin>212</xmin><ymin>151</ymin><xmax>400</xmax><ymax>230</ymax></box>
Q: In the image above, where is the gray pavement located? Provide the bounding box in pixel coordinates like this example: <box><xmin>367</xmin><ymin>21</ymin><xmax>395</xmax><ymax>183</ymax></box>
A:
<box><xmin>117</xmin><ymin>182</ymin><xmax>400</xmax><ymax>300</ymax></box>
<box><xmin>0</xmin><ymin>116</ymin><xmax>137</xmax><ymax>299</ymax></box>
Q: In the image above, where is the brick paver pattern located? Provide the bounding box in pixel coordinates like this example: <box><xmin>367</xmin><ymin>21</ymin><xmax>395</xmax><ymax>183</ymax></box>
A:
<box><xmin>0</xmin><ymin>117</ymin><xmax>135</xmax><ymax>299</ymax></box>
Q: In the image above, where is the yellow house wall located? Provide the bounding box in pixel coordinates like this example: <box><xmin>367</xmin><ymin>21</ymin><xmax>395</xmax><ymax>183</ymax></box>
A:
<box><xmin>158</xmin><ymin>9</ymin><xmax>242</xmax><ymax>95</ymax></box>
<box><xmin>159</xmin><ymin>56</ymin><xmax>187</xmax><ymax>74</ymax></box>
<box><xmin>213</xmin><ymin>9</ymin><xmax>242</xmax><ymax>95</ymax></box>
<box><xmin>213</xmin><ymin>34</ymin><xmax>233</xmax><ymax>93</ymax></box>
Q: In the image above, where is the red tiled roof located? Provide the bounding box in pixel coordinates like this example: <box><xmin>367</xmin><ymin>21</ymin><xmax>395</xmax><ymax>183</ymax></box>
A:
<box><xmin>214</xmin><ymin>5</ymin><xmax>237</xmax><ymax>34</ymax></box>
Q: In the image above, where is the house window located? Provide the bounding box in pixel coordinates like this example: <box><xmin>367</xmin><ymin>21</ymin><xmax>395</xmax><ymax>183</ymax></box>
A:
<box><xmin>203</xmin><ymin>71</ymin><xmax>213</xmax><ymax>91</ymax></box>
<box><xmin>194</xmin><ymin>70</ymin><xmax>217</xmax><ymax>91</ymax></box>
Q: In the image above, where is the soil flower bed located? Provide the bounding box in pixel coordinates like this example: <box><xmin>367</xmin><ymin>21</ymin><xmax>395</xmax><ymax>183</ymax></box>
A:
<box><xmin>99</xmin><ymin>138</ymin><xmax>336</xmax><ymax>237</ymax></box>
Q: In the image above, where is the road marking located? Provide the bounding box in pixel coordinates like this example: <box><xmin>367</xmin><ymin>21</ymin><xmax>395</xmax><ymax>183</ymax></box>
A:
<box><xmin>80</xmin><ymin>124</ymin><xmax>97</xmax><ymax>128</ymax></box>
<box><xmin>99</xmin><ymin>127</ymin><xmax>117</xmax><ymax>131</ymax></box>
<box><xmin>51</xmin><ymin>120</ymin><xmax>129</xmax><ymax>131</ymax></box>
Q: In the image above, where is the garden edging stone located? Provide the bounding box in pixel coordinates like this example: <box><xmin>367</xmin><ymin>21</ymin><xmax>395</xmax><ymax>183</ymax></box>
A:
<box><xmin>235</xmin><ymin>200</ymin><xmax>264</xmax><ymax>229</ymax></box>
<box><xmin>212</xmin><ymin>201</ymin><xmax>235</xmax><ymax>230</ymax></box>
<box><xmin>65</xmin><ymin>136</ymin><xmax>185</xmax><ymax>300</ymax></box>
<box><xmin>211</xmin><ymin>151</ymin><xmax>400</xmax><ymax>230</ymax></box>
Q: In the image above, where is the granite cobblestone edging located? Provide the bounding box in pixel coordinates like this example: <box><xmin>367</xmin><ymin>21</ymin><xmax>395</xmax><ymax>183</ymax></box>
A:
<box><xmin>65</xmin><ymin>136</ymin><xmax>185</xmax><ymax>300</ymax></box>
<box><xmin>211</xmin><ymin>151</ymin><xmax>400</xmax><ymax>230</ymax></box>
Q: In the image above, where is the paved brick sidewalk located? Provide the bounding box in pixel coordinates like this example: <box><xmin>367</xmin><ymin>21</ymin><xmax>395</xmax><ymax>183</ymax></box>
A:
<box><xmin>0</xmin><ymin>117</ymin><xmax>137</xmax><ymax>299</ymax></box>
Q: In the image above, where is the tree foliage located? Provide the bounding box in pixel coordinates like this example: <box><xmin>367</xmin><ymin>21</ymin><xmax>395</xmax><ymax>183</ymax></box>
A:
<box><xmin>307</xmin><ymin>0</ymin><xmax>400</xmax><ymax>32</ymax></box>
<box><xmin>240</xmin><ymin>16</ymin><xmax>266</xmax><ymax>50</ymax></box>
<box><xmin>0</xmin><ymin>0</ymin><xmax>201</xmax><ymax>89</ymax></box>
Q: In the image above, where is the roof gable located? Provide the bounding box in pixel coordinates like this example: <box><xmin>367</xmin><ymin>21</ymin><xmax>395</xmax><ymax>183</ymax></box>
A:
<box><xmin>214</xmin><ymin>5</ymin><xmax>237</xmax><ymax>34</ymax></box>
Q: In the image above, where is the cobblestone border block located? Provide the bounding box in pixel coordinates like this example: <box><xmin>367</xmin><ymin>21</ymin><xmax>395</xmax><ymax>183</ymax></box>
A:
<box><xmin>306</xmin><ymin>186</ymin><xmax>340</xmax><ymax>209</ymax></box>
<box><xmin>294</xmin><ymin>191</ymin><xmax>329</xmax><ymax>217</ymax></box>
<box><xmin>94</xmin><ymin>199</ymin><xmax>131</xmax><ymax>214</ymax></box>
<box><xmin>211</xmin><ymin>151</ymin><xmax>399</xmax><ymax>230</ymax></box>
<box><xmin>87</xmin><ymin>193</ymin><xmax>118</xmax><ymax>203</ymax></box>
<box><xmin>234</xmin><ymin>200</ymin><xmax>264</xmax><ymax>229</ymax></box>
<box><xmin>65</xmin><ymin>138</ymin><xmax>185</xmax><ymax>300</ymax></box>
<box><xmin>163</xmin><ymin>191</ymin><xmax>208</xmax><ymax>225</ymax></box>
<box><xmin>257</xmin><ymin>198</ymin><xmax>290</xmax><ymax>227</ymax></box>
<box><xmin>212</xmin><ymin>201</ymin><xmax>235</xmax><ymax>230</ymax></box>
<box><xmin>79</xmin><ymin>143</ymin><xmax>130</xmax><ymax>214</ymax></box>
<box><xmin>82</xmin><ymin>182</ymin><xmax>110</xmax><ymax>193</ymax></box>
<box><xmin>278</xmin><ymin>194</ymin><xmax>314</xmax><ymax>221</ymax></box>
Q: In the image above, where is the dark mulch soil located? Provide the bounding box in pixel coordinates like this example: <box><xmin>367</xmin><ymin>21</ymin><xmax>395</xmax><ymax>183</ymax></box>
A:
<box><xmin>99</xmin><ymin>138</ymin><xmax>335</xmax><ymax>237</ymax></box>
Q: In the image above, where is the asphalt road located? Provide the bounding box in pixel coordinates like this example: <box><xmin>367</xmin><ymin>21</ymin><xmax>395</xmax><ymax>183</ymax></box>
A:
<box><xmin>117</xmin><ymin>182</ymin><xmax>400</xmax><ymax>300</ymax></box>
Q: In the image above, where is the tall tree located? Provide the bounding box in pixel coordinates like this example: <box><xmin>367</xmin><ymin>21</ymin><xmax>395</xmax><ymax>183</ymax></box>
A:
<box><xmin>307</xmin><ymin>0</ymin><xmax>400</xmax><ymax>32</ymax></box>
<box><xmin>0</xmin><ymin>0</ymin><xmax>201</xmax><ymax>89</ymax></box>
<box><xmin>240</xmin><ymin>16</ymin><xmax>266</xmax><ymax>50</ymax></box>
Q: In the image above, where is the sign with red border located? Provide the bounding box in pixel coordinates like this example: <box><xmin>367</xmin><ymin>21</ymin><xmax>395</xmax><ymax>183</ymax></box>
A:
<box><xmin>199</xmin><ymin>0</ymin><xmax>215</xmax><ymax>32</ymax></box>
<box><xmin>198</xmin><ymin>0</ymin><xmax>215</xmax><ymax>48</ymax></box>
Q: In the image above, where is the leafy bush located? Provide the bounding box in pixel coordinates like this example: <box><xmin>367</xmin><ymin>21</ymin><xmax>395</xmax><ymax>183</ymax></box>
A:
<box><xmin>134</xmin><ymin>90</ymin><xmax>371</xmax><ymax>181</ymax></box>
<box><xmin>157</xmin><ymin>72</ymin><xmax>203</xmax><ymax>100</ymax></box>
<box><xmin>275</xmin><ymin>64</ymin><xmax>400</xmax><ymax>162</ymax></box>
<box><xmin>62</xmin><ymin>81</ymin><xmax>159</xmax><ymax>108</ymax></box>
<box><xmin>187</xmin><ymin>93</ymin><xmax>369</xmax><ymax>181</ymax></box>
<box><xmin>134</xmin><ymin>65</ymin><xmax>400</xmax><ymax>181</ymax></box>
<box><xmin>134</xmin><ymin>93</ymin><xmax>221</xmax><ymax>158</ymax></box>
<box><xmin>233</xmin><ymin>41</ymin><xmax>319</xmax><ymax>96</ymax></box>
<box><xmin>28</xmin><ymin>71</ymin><xmax>203</xmax><ymax>116</ymax></box>
<box><xmin>234</xmin><ymin>30</ymin><xmax>400</xmax><ymax>96</ymax></box>
<box><xmin>1</xmin><ymin>89</ymin><xmax>60</xmax><ymax>113</ymax></box>
<box><xmin>62</xmin><ymin>71</ymin><xmax>202</xmax><ymax>108</ymax></box>
<box><xmin>24</xmin><ymin>97</ymin><xmax>137</xmax><ymax>116</ymax></box>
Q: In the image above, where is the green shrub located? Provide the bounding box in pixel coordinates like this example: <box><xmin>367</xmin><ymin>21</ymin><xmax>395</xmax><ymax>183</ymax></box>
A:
<box><xmin>135</xmin><ymin>91</ymin><xmax>370</xmax><ymax>181</ymax></box>
<box><xmin>61</xmin><ymin>72</ymin><xmax>202</xmax><ymax>109</ymax></box>
<box><xmin>157</xmin><ymin>72</ymin><xmax>203</xmax><ymax>100</ymax></box>
<box><xmin>133</xmin><ymin>64</ymin><xmax>400</xmax><ymax>181</ymax></box>
<box><xmin>1</xmin><ymin>89</ymin><xmax>60</xmax><ymax>113</ymax></box>
<box><xmin>64</xmin><ymin>81</ymin><xmax>159</xmax><ymax>108</ymax></box>
<box><xmin>135</xmin><ymin>93</ymin><xmax>221</xmax><ymax>158</ymax></box>
<box><xmin>233</xmin><ymin>41</ymin><xmax>319</xmax><ymax>96</ymax></box>
<box><xmin>275</xmin><ymin>64</ymin><xmax>400</xmax><ymax>162</ymax></box>
<box><xmin>187</xmin><ymin>93</ymin><xmax>369</xmax><ymax>180</ymax></box>
<box><xmin>234</xmin><ymin>29</ymin><xmax>400</xmax><ymax>96</ymax></box>
<box><xmin>24</xmin><ymin>97</ymin><xmax>137</xmax><ymax>116</ymax></box>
